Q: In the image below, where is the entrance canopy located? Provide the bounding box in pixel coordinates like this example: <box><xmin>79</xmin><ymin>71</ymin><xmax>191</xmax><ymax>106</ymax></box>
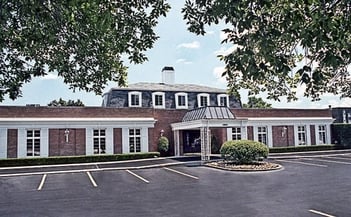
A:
<box><xmin>171</xmin><ymin>106</ymin><xmax>247</xmax><ymax>160</ymax></box>
<box><xmin>171</xmin><ymin>106</ymin><xmax>246</xmax><ymax>131</ymax></box>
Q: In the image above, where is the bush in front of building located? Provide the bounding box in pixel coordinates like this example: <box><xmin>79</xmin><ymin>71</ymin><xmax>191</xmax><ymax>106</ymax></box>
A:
<box><xmin>269</xmin><ymin>144</ymin><xmax>337</xmax><ymax>153</ymax></box>
<box><xmin>158</xmin><ymin>136</ymin><xmax>169</xmax><ymax>156</ymax></box>
<box><xmin>0</xmin><ymin>152</ymin><xmax>160</xmax><ymax>167</ymax></box>
<box><xmin>220</xmin><ymin>140</ymin><xmax>269</xmax><ymax>164</ymax></box>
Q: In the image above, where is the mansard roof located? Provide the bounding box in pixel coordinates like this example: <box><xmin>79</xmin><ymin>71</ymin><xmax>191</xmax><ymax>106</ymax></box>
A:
<box><xmin>182</xmin><ymin>106</ymin><xmax>235</xmax><ymax>122</ymax></box>
<box><xmin>109</xmin><ymin>82</ymin><xmax>227</xmax><ymax>93</ymax></box>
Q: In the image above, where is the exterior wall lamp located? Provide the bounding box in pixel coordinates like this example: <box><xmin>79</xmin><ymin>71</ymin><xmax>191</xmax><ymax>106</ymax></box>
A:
<box><xmin>281</xmin><ymin>126</ymin><xmax>287</xmax><ymax>137</ymax></box>
<box><xmin>64</xmin><ymin>129</ymin><xmax>70</xmax><ymax>143</ymax></box>
<box><xmin>160</xmin><ymin>129</ymin><xmax>164</xmax><ymax>137</ymax></box>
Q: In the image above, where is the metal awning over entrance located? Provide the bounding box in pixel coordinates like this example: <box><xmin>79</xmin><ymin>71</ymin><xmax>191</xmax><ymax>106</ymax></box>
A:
<box><xmin>171</xmin><ymin>107</ymin><xmax>246</xmax><ymax>161</ymax></box>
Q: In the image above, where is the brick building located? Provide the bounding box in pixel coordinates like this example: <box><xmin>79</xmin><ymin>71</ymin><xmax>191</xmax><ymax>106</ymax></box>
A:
<box><xmin>0</xmin><ymin>67</ymin><xmax>334</xmax><ymax>159</ymax></box>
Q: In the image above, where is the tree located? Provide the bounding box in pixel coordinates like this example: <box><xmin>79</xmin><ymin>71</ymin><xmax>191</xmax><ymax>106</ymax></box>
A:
<box><xmin>242</xmin><ymin>96</ymin><xmax>272</xmax><ymax>108</ymax></box>
<box><xmin>0</xmin><ymin>1</ymin><xmax>170</xmax><ymax>102</ymax></box>
<box><xmin>48</xmin><ymin>98</ymin><xmax>84</xmax><ymax>106</ymax></box>
<box><xmin>183</xmin><ymin>0</ymin><xmax>351</xmax><ymax>101</ymax></box>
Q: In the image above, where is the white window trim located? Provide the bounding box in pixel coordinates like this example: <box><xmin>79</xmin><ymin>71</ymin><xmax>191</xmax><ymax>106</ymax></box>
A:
<box><xmin>175</xmin><ymin>92</ymin><xmax>188</xmax><ymax>109</ymax></box>
<box><xmin>17</xmin><ymin>128</ymin><xmax>48</xmax><ymax>158</ymax></box>
<box><xmin>197</xmin><ymin>93</ymin><xmax>210</xmax><ymax>107</ymax></box>
<box><xmin>122</xmin><ymin>127</ymin><xmax>149</xmax><ymax>154</ymax></box>
<box><xmin>217</xmin><ymin>94</ymin><xmax>229</xmax><ymax>107</ymax></box>
<box><xmin>315</xmin><ymin>124</ymin><xmax>330</xmax><ymax>145</ymax></box>
<box><xmin>253</xmin><ymin>126</ymin><xmax>272</xmax><ymax>147</ymax></box>
<box><xmin>152</xmin><ymin>92</ymin><xmax>165</xmax><ymax>109</ymax></box>
<box><xmin>87</xmin><ymin>127</ymin><xmax>113</xmax><ymax>155</ymax></box>
<box><xmin>294</xmin><ymin>125</ymin><xmax>311</xmax><ymax>146</ymax></box>
<box><xmin>0</xmin><ymin>128</ymin><xmax>7</xmax><ymax>158</ymax></box>
<box><xmin>128</xmin><ymin>91</ymin><xmax>142</xmax><ymax>107</ymax></box>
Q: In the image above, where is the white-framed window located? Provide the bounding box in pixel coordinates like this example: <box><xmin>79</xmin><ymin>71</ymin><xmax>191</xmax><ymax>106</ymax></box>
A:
<box><xmin>318</xmin><ymin>125</ymin><xmax>327</xmax><ymax>144</ymax></box>
<box><xmin>217</xmin><ymin>94</ymin><xmax>229</xmax><ymax>107</ymax></box>
<box><xmin>93</xmin><ymin>129</ymin><xmax>106</xmax><ymax>154</ymax></box>
<box><xmin>232</xmin><ymin>127</ymin><xmax>242</xmax><ymax>140</ymax></box>
<box><xmin>297</xmin><ymin>125</ymin><xmax>307</xmax><ymax>145</ymax></box>
<box><xmin>257</xmin><ymin>126</ymin><xmax>268</xmax><ymax>145</ymax></box>
<box><xmin>197</xmin><ymin>93</ymin><xmax>210</xmax><ymax>107</ymax></box>
<box><xmin>175</xmin><ymin>92</ymin><xmax>188</xmax><ymax>109</ymax></box>
<box><xmin>26</xmin><ymin>129</ymin><xmax>40</xmax><ymax>156</ymax></box>
<box><xmin>129</xmin><ymin>128</ymin><xmax>141</xmax><ymax>153</ymax></box>
<box><xmin>128</xmin><ymin>91</ymin><xmax>142</xmax><ymax>107</ymax></box>
<box><xmin>152</xmin><ymin>92</ymin><xmax>165</xmax><ymax>109</ymax></box>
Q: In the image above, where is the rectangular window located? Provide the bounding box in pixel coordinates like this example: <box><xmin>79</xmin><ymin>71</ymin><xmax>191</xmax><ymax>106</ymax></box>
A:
<box><xmin>154</xmin><ymin>94</ymin><xmax>163</xmax><ymax>106</ymax></box>
<box><xmin>219</xmin><ymin>96</ymin><xmax>227</xmax><ymax>106</ymax></box>
<box><xmin>257</xmin><ymin>127</ymin><xmax>267</xmax><ymax>145</ymax></box>
<box><xmin>200</xmin><ymin>96</ymin><xmax>208</xmax><ymax>107</ymax></box>
<box><xmin>232</xmin><ymin>127</ymin><xmax>242</xmax><ymax>140</ymax></box>
<box><xmin>129</xmin><ymin>128</ymin><xmax>141</xmax><ymax>153</ymax></box>
<box><xmin>298</xmin><ymin>126</ymin><xmax>306</xmax><ymax>145</ymax></box>
<box><xmin>318</xmin><ymin>125</ymin><xmax>327</xmax><ymax>144</ymax></box>
<box><xmin>93</xmin><ymin>129</ymin><xmax>106</xmax><ymax>154</ymax></box>
<box><xmin>131</xmin><ymin>94</ymin><xmax>140</xmax><ymax>106</ymax></box>
<box><xmin>27</xmin><ymin>129</ymin><xmax>40</xmax><ymax>156</ymax></box>
<box><xmin>178</xmin><ymin>95</ymin><xmax>186</xmax><ymax>106</ymax></box>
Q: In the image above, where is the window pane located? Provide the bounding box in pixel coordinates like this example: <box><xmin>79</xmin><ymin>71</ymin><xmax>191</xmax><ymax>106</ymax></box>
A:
<box><xmin>27</xmin><ymin>130</ymin><xmax>33</xmax><ymax>137</ymax></box>
<box><xmin>93</xmin><ymin>130</ymin><xmax>99</xmax><ymax>136</ymax></box>
<box><xmin>100</xmin><ymin>130</ymin><xmax>106</xmax><ymax>136</ymax></box>
<box><xmin>135</xmin><ymin>129</ymin><xmax>140</xmax><ymax>135</ymax></box>
<box><xmin>34</xmin><ymin>130</ymin><xmax>40</xmax><ymax>137</ymax></box>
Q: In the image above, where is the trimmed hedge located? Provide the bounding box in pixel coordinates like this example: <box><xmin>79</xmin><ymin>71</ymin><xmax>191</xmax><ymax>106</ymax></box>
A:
<box><xmin>220</xmin><ymin>140</ymin><xmax>269</xmax><ymax>164</ymax></box>
<box><xmin>269</xmin><ymin>145</ymin><xmax>337</xmax><ymax>153</ymax></box>
<box><xmin>0</xmin><ymin>152</ymin><xmax>160</xmax><ymax>167</ymax></box>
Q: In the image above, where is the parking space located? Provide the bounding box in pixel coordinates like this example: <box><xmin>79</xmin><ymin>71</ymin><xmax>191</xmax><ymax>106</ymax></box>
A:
<box><xmin>1</xmin><ymin>154</ymin><xmax>351</xmax><ymax>216</ymax></box>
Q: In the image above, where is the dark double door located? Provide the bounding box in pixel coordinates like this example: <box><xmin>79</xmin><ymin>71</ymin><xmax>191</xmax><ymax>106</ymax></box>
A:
<box><xmin>183</xmin><ymin>130</ymin><xmax>201</xmax><ymax>153</ymax></box>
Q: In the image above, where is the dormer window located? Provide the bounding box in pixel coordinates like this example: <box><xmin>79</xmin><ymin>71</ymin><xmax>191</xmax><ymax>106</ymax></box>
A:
<box><xmin>217</xmin><ymin>94</ymin><xmax>229</xmax><ymax>107</ymax></box>
<box><xmin>175</xmin><ymin>92</ymin><xmax>188</xmax><ymax>109</ymax></box>
<box><xmin>128</xmin><ymin>91</ymin><xmax>142</xmax><ymax>107</ymax></box>
<box><xmin>197</xmin><ymin>93</ymin><xmax>210</xmax><ymax>107</ymax></box>
<box><xmin>152</xmin><ymin>92</ymin><xmax>165</xmax><ymax>109</ymax></box>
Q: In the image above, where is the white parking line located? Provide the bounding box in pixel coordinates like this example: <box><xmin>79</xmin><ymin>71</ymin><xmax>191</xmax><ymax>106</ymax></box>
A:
<box><xmin>276</xmin><ymin>159</ymin><xmax>327</xmax><ymax>167</ymax></box>
<box><xmin>324</xmin><ymin>156</ymin><xmax>351</xmax><ymax>161</ymax></box>
<box><xmin>164</xmin><ymin>167</ymin><xmax>199</xmax><ymax>180</ymax></box>
<box><xmin>37</xmin><ymin>174</ymin><xmax>47</xmax><ymax>191</ymax></box>
<box><xmin>86</xmin><ymin>172</ymin><xmax>98</xmax><ymax>187</ymax></box>
<box><xmin>126</xmin><ymin>170</ymin><xmax>149</xmax><ymax>183</ymax></box>
<box><xmin>309</xmin><ymin>209</ymin><xmax>335</xmax><ymax>217</ymax></box>
<box><xmin>304</xmin><ymin>158</ymin><xmax>351</xmax><ymax>165</ymax></box>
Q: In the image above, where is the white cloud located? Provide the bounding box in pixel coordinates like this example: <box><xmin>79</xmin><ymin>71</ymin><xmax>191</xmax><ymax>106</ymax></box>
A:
<box><xmin>41</xmin><ymin>73</ymin><xmax>58</xmax><ymax>80</ymax></box>
<box><xmin>214</xmin><ymin>46</ymin><xmax>237</xmax><ymax>56</ymax></box>
<box><xmin>176</xmin><ymin>58</ymin><xmax>193</xmax><ymax>64</ymax></box>
<box><xmin>213</xmin><ymin>66</ymin><xmax>227</xmax><ymax>84</ymax></box>
<box><xmin>220</xmin><ymin>31</ymin><xmax>228</xmax><ymax>41</ymax></box>
<box><xmin>177</xmin><ymin>41</ymin><xmax>200</xmax><ymax>49</ymax></box>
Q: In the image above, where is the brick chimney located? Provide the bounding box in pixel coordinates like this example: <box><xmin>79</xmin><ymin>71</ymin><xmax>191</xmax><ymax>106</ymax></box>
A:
<box><xmin>161</xmin><ymin>66</ymin><xmax>175</xmax><ymax>84</ymax></box>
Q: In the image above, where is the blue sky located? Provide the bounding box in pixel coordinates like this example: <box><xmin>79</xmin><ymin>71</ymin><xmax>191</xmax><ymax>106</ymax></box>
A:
<box><xmin>2</xmin><ymin>0</ymin><xmax>350</xmax><ymax>108</ymax></box>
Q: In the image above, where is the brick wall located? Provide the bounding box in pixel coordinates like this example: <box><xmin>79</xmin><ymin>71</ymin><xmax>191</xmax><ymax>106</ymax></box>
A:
<box><xmin>7</xmin><ymin>129</ymin><xmax>17</xmax><ymax>158</ymax></box>
<box><xmin>49</xmin><ymin>129</ymin><xmax>86</xmax><ymax>156</ymax></box>
<box><xmin>114</xmin><ymin>128</ymin><xmax>122</xmax><ymax>154</ymax></box>
<box><xmin>310</xmin><ymin>125</ymin><xmax>316</xmax><ymax>145</ymax></box>
<box><xmin>272</xmin><ymin>126</ymin><xmax>295</xmax><ymax>147</ymax></box>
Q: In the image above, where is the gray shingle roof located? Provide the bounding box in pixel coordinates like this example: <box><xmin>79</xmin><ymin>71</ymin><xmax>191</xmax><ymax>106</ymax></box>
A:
<box><xmin>111</xmin><ymin>82</ymin><xmax>227</xmax><ymax>93</ymax></box>
<box><xmin>182</xmin><ymin>106</ymin><xmax>235</xmax><ymax>122</ymax></box>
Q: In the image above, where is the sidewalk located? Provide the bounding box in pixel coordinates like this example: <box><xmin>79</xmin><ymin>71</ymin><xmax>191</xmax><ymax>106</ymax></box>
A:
<box><xmin>268</xmin><ymin>149</ymin><xmax>351</xmax><ymax>159</ymax></box>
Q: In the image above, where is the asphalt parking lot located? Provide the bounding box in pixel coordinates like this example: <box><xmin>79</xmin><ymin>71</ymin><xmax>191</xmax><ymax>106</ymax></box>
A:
<box><xmin>1</xmin><ymin>152</ymin><xmax>351</xmax><ymax>217</ymax></box>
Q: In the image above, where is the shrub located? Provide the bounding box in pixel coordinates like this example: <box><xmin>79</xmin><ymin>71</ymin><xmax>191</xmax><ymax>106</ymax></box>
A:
<box><xmin>158</xmin><ymin>136</ymin><xmax>169</xmax><ymax>153</ymax></box>
<box><xmin>269</xmin><ymin>145</ymin><xmax>337</xmax><ymax>153</ymax></box>
<box><xmin>220</xmin><ymin>140</ymin><xmax>269</xmax><ymax>164</ymax></box>
<box><xmin>0</xmin><ymin>152</ymin><xmax>160</xmax><ymax>167</ymax></box>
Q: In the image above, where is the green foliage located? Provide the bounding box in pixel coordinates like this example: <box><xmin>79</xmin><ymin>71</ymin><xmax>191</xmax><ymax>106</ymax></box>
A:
<box><xmin>242</xmin><ymin>96</ymin><xmax>272</xmax><ymax>108</ymax></box>
<box><xmin>183</xmin><ymin>0</ymin><xmax>351</xmax><ymax>101</ymax></box>
<box><xmin>220</xmin><ymin>140</ymin><xmax>269</xmax><ymax>164</ymax></box>
<box><xmin>269</xmin><ymin>145</ymin><xmax>336</xmax><ymax>153</ymax></box>
<box><xmin>0</xmin><ymin>1</ymin><xmax>170</xmax><ymax>101</ymax></box>
<box><xmin>0</xmin><ymin>152</ymin><xmax>160</xmax><ymax>167</ymax></box>
<box><xmin>158</xmin><ymin>136</ymin><xmax>169</xmax><ymax>153</ymax></box>
<box><xmin>48</xmin><ymin>98</ymin><xmax>84</xmax><ymax>106</ymax></box>
<box><xmin>332</xmin><ymin>124</ymin><xmax>351</xmax><ymax>148</ymax></box>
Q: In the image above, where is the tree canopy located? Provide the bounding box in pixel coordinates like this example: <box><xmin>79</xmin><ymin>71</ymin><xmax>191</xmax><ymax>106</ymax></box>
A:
<box><xmin>242</xmin><ymin>96</ymin><xmax>272</xmax><ymax>108</ymax></box>
<box><xmin>48</xmin><ymin>98</ymin><xmax>84</xmax><ymax>106</ymax></box>
<box><xmin>0</xmin><ymin>0</ymin><xmax>170</xmax><ymax>102</ymax></box>
<box><xmin>183</xmin><ymin>0</ymin><xmax>351</xmax><ymax>101</ymax></box>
